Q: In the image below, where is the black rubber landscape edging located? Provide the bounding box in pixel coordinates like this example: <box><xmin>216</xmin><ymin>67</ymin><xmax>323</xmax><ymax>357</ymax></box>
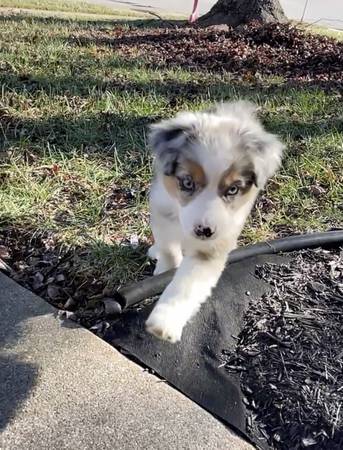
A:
<box><xmin>111</xmin><ymin>230</ymin><xmax>343</xmax><ymax>313</ymax></box>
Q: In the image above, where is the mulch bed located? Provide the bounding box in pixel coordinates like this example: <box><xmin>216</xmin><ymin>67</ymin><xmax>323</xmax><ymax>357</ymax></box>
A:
<box><xmin>70</xmin><ymin>22</ymin><xmax>343</xmax><ymax>86</ymax></box>
<box><xmin>224</xmin><ymin>248</ymin><xmax>343</xmax><ymax>449</ymax></box>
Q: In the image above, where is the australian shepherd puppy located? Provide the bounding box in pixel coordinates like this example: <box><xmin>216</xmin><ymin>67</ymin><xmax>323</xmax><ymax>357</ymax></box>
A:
<box><xmin>146</xmin><ymin>101</ymin><xmax>284</xmax><ymax>343</ymax></box>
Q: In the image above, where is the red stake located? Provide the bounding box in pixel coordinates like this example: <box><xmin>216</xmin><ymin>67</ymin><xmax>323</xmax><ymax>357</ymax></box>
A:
<box><xmin>189</xmin><ymin>0</ymin><xmax>199</xmax><ymax>23</ymax></box>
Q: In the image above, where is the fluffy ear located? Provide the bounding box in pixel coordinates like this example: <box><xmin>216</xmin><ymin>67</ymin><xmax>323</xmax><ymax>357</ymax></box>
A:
<box><xmin>214</xmin><ymin>100</ymin><xmax>283</xmax><ymax>187</ymax></box>
<box><xmin>148</xmin><ymin>113</ymin><xmax>198</xmax><ymax>175</ymax></box>
<box><xmin>241</xmin><ymin>129</ymin><xmax>284</xmax><ymax>188</ymax></box>
<box><xmin>213</xmin><ymin>100</ymin><xmax>258</xmax><ymax>121</ymax></box>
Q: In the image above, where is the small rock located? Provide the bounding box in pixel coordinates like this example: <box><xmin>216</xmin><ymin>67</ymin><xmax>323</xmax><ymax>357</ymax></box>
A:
<box><xmin>47</xmin><ymin>284</ymin><xmax>61</xmax><ymax>300</ymax></box>
<box><xmin>32</xmin><ymin>272</ymin><xmax>44</xmax><ymax>290</ymax></box>
<box><xmin>256</xmin><ymin>318</ymin><xmax>267</xmax><ymax>330</ymax></box>
<box><xmin>273</xmin><ymin>433</ymin><xmax>281</xmax><ymax>442</ymax></box>
<box><xmin>307</xmin><ymin>281</ymin><xmax>325</xmax><ymax>293</ymax></box>
<box><xmin>56</xmin><ymin>273</ymin><xmax>65</xmax><ymax>283</ymax></box>
<box><xmin>309</xmin><ymin>184</ymin><xmax>326</xmax><ymax>197</ymax></box>
<box><xmin>207</xmin><ymin>24</ymin><xmax>230</xmax><ymax>32</ymax></box>
<box><xmin>302</xmin><ymin>437</ymin><xmax>317</xmax><ymax>447</ymax></box>
<box><xmin>130</xmin><ymin>234</ymin><xmax>139</xmax><ymax>248</ymax></box>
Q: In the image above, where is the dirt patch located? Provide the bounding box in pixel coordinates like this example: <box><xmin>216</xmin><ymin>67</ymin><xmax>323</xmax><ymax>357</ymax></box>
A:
<box><xmin>0</xmin><ymin>228</ymin><xmax>151</xmax><ymax>315</ymax></box>
<box><xmin>70</xmin><ymin>22</ymin><xmax>343</xmax><ymax>85</ymax></box>
<box><xmin>103</xmin><ymin>183</ymin><xmax>147</xmax><ymax>215</ymax></box>
<box><xmin>224</xmin><ymin>248</ymin><xmax>343</xmax><ymax>449</ymax></box>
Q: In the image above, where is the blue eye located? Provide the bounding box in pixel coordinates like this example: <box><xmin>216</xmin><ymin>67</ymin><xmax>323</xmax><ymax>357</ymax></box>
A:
<box><xmin>225</xmin><ymin>185</ymin><xmax>239</xmax><ymax>197</ymax></box>
<box><xmin>180</xmin><ymin>176</ymin><xmax>195</xmax><ymax>193</ymax></box>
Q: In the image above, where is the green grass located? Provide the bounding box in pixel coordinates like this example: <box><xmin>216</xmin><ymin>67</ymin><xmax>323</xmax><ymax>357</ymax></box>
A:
<box><xmin>0</xmin><ymin>7</ymin><xmax>342</xmax><ymax>289</ymax></box>
<box><xmin>304</xmin><ymin>23</ymin><xmax>343</xmax><ymax>41</ymax></box>
<box><xmin>0</xmin><ymin>0</ymin><xmax>134</xmax><ymax>16</ymax></box>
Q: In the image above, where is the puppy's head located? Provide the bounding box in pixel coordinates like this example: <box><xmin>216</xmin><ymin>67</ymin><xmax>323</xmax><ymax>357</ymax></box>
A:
<box><xmin>149</xmin><ymin>101</ymin><xmax>284</xmax><ymax>243</ymax></box>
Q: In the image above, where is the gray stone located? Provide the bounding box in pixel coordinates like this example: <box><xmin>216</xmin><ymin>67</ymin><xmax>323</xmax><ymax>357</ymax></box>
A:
<box><xmin>0</xmin><ymin>273</ymin><xmax>252</xmax><ymax>450</ymax></box>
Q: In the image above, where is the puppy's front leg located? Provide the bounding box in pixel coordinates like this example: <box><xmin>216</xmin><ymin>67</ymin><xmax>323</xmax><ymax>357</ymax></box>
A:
<box><xmin>146</xmin><ymin>253</ymin><xmax>227</xmax><ymax>343</ymax></box>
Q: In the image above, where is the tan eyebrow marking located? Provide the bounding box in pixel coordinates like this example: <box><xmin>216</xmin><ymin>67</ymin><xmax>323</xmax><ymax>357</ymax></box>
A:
<box><xmin>218</xmin><ymin>162</ymin><xmax>256</xmax><ymax>197</ymax></box>
<box><xmin>163</xmin><ymin>159</ymin><xmax>207</xmax><ymax>206</ymax></box>
<box><xmin>183</xmin><ymin>159</ymin><xmax>206</xmax><ymax>188</ymax></box>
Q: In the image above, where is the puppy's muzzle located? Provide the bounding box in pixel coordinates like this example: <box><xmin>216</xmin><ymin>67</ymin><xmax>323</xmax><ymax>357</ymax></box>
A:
<box><xmin>194</xmin><ymin>225</ymin><xmax>215</xmax><ymax>239</ymax></box>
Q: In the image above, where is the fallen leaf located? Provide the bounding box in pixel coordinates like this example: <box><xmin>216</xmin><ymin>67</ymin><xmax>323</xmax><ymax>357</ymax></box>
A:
<box><xmin>0</xmin><ymin>245</ymin><xmax>10</xmax><ymax>259</ymax></box>
<box><xmin>47</xmin><ymin>284</ymin><xmax>61</xmax><ymax>300</ymax></box>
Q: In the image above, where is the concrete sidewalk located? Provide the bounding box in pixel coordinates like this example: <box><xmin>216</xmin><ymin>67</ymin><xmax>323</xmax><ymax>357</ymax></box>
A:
<box><xmin>0</xmin><ymin>272</ymin><xmax>252</xmax><ymax>450</ymax></box>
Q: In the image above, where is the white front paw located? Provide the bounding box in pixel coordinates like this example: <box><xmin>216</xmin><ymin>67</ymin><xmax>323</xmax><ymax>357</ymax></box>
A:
<box><xmin>153</xmin><ymin>260</ymin><xmax>171</xmax><ymax>276</ymax></box>
<box><xmin>153</xmin><ymin>256</ymin><xmax>179</xmax><ymax>276</ymax></box>
<box><xmin>146</xmin><ymin>303</ymin><xmax>184</xmax><ymax>343</ymax></box>
<box><xmin>148</xmin><ymin>245</ymin><xmax>159</xmax><ymax>260</ymax></box>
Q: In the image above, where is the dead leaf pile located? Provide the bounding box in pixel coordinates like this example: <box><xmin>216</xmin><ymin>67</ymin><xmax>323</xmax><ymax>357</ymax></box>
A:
<box><xmin>70</xmin><ymin>22</ymin><xmax>343</xmax><ymax>85</ymax></box>
<box><xmin>0</xmin><ymin>228</ymin><xmax>106</xmax><ymax>310</ymax></box>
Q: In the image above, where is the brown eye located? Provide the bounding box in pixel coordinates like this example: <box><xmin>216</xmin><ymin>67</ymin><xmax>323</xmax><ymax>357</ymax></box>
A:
<box><xmin>179</xmin><ymin>175</ymin><xmax>195</xmax><ymax>193</ymax></box>
<box><xmin>224</xmin><ymin>184</ymin><xmax>239</xmax><ymax>198</ymax></box>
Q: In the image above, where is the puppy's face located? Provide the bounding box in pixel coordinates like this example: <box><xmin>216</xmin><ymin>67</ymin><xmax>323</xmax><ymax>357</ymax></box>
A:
<box><xmin>150</xmin><ymin>101</ymin><xmax>284</xmax><ymax>244</ymax></box>
<box><xmin>161</xmin><ymin>155</ymin><xmax>257</xmax><ymax>241</ymax></box>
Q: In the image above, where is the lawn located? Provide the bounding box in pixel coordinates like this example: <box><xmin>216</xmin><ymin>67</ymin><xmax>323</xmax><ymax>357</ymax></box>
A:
<box><xmin>0</xmin><ymin>4</ymin><xmax>342</xmax><ymax>307</ymax></box>
<box><xmin>0</xmin><ymin>0</ymin><xmax>141</xmax><ymax>16</ymax></box>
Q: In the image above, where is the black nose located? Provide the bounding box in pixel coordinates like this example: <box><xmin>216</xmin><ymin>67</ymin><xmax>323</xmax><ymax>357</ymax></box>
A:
<box><xmin>194</xmin><ymin>225</ymin><xmax>215</xmax><ymax>239</ymax></box>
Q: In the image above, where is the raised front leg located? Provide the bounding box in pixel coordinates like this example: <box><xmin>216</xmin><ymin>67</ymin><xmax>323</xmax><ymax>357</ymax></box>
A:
<box><xmin>146</xmin><ymin>252</ymin><xmax>228</xmax><ymax>342</ymax></box>
<box><xmin>149</xmin><ymin>212</ymin><xmax>183</xmax><ymax>275</ymax></box>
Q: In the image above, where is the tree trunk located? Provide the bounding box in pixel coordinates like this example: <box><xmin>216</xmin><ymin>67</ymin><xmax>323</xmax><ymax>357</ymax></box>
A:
<box><xmin>199</xmin><ymin>0</ymin><xmax>287</xmax><ymax>27</ymax></box>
